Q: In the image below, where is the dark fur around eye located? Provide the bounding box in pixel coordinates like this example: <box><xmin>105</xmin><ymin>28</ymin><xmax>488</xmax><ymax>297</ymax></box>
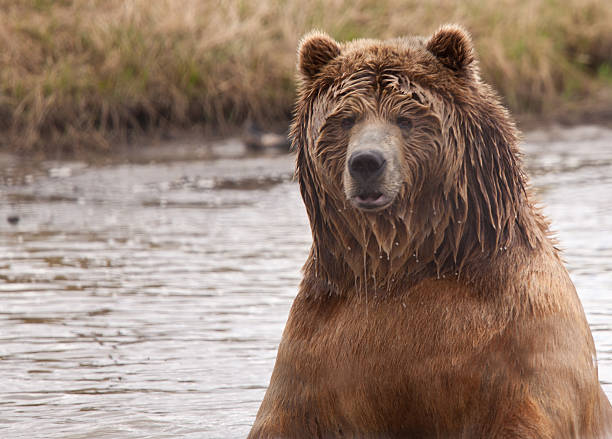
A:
<box><xmin>396</xmin><ymin>116</ymin><xmax>413</xmax><ymax>130</ymax></box>
<box><xmin>410</xmin><ymin>91</ymin><xmax>423</xmax><ymax>104</ymax></box>
<box><xmin>341</xmin><ymin>116</ymin><xmax>356</xmax><ymax>130</ymax></box>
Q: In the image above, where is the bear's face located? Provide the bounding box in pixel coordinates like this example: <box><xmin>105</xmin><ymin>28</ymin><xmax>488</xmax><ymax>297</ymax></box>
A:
<box><xmin>330</xmin><ymin>82</ymin><xmax>445</xmax><ymax>213</ymax></box>
<box><xmin>294</xmin><ymin>26</ymin><xmax>476</xmax><ymax>215</ymax></box>
<box><xmin>292</xmin><ymin>26</ymin><xmax>525</xmax><ymax>285</ymax></box>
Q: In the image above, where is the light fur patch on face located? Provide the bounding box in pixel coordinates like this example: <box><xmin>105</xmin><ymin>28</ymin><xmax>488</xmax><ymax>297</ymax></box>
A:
<box><xmin>343</xmin><ymin>120</ymin><xmax>403</xmax><ymax>210</ymax></box>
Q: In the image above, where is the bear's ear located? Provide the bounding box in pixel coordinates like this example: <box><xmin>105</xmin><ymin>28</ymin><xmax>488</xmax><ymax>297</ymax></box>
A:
<box><xmin>426</xmin><ymin>24</ymin><xmax>475</xmax><ymax>72</ymax></box>
<box><xmin>298</xmin><ymin>31</ymin><xmax>341</xmax><ymax>81</ymax></box>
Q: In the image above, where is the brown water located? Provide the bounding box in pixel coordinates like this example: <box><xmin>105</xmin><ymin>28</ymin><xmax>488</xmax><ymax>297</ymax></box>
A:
<box><xmin>1</xmin><ymin>127</ymin><xmax>611</xmax><ymax>438</ymax></box>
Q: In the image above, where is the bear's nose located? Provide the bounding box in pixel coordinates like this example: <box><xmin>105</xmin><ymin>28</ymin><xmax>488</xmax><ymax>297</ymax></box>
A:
<box><xmin>348</xmin><ymin>150</ymin><xmax>386</xmax><ymax>182</ymax></box>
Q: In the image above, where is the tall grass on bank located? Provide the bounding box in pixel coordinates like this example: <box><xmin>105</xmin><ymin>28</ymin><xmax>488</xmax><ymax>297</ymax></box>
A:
<box><xmin>1</xmin><ymin>0</ymin><xmax>611</xmax><ymax>153</ymax></box>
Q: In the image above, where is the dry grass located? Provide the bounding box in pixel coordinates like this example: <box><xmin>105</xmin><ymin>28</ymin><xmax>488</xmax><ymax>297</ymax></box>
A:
<box><xmin>1</xmin><ymin>0</ymin><xmax>611</xmax><ymax>153</ymax></box>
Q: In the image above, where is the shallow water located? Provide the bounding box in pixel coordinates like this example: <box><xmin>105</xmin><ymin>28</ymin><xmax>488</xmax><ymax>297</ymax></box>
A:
<box><xmin>1</xmin><ymin>126</ymin><xmax>611</xmax><ymax>438</ymax></box>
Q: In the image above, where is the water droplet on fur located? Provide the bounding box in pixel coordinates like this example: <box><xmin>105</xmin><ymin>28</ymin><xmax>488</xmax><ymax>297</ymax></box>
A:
<box><xmin>457</xmin><ymin>220</ymin><xmax>462</xmax><ymax>224</ymax></box>
<box><xmin>402</xmin><ymin>302</ymin><xmax>406</xmax><ymax>309</ymax></box>
<box><xmin>347</xmin><ymin>246</ymin><xmax>351</xmax><ymax>250</ymax></box>
<box><xmin>395</xmin><ymin>242</ymin><xmax>399</xmax><ymax>246</ymax></box>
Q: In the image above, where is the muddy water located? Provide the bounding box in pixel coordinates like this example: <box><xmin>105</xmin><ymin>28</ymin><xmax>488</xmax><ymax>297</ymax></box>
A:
<box><xmin>0</xmin><ymin>127</ymin><xmax>611</xmax><ymax>438</ymax></box>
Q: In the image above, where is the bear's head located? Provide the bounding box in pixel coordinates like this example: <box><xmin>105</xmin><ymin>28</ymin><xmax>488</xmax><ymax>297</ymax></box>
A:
<box><xmin>292</xmin><ymin>25</ymin><xmax>535</xmax><ymax>294</ymax></box>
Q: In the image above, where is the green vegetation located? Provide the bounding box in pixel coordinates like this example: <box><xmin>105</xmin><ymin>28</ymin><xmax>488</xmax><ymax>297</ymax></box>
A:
<box><xmin>1</xmin><ymin>0</ymin><xmax>611</xmax><ymax>152</ymax></box>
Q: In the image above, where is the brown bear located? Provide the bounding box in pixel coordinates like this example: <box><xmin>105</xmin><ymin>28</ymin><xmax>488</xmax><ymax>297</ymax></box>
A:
<box><xmin>248</xmin><ymin>24</ymin><xmax>612</xmax><ymax>438</ymax></box>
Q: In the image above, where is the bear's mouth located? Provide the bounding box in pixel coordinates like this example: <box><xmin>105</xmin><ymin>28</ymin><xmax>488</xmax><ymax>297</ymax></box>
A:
<box><xmin>351</xmin><ymin>191</ymin><xmax>392</xmax><ymax>211</ymax></box>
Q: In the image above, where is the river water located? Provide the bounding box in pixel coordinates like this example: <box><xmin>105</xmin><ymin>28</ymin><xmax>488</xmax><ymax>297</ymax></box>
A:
<box><xmin>1</xmin><ymin>126</ymin><xmax>611</xmax><ymax>438</ymax></box>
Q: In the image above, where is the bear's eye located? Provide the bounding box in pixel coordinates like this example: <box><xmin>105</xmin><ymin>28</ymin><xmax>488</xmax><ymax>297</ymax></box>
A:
<box><xmin>396</xmin><ymin>116</ymin><xmax>413</xmax><ymax>131</ymax></box>
<box><xmin>340</xmin><ymin>116</ymin><xmax>356</xmax><ymax>130</ymax></box>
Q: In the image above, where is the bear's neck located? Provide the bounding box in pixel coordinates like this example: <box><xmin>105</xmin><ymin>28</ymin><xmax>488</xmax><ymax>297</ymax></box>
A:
<box><xmin>300</xmin><ymin>187</ymin><xmax>550</xmax><ymax>297</ymax></box>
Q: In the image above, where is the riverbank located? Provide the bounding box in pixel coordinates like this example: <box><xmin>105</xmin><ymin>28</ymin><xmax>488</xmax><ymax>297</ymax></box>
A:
<box><xmin>1</xmin><ymin>0</ymin><xmax>611</xmax><ymax>154</ymax></box>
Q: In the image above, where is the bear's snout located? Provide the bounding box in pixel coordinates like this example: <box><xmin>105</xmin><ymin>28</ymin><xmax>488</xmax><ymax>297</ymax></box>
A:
<box><xmin>343</xmin><ymin>122</ymin><xmax>402</xmax><ymax>212</ymax></box>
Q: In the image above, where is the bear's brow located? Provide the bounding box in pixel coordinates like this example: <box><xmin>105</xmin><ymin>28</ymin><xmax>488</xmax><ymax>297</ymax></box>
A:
<box><xmin>331</xmin><ymin>67</ymin><xmax>425</xmax><ymax>110</ymax></box>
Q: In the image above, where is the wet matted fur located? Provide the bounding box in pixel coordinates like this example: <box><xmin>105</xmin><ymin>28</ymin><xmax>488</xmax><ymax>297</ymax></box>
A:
<box><xmin>248</xmin><ymin>25</ymin><xmax>612</xmax><ymax>438</ymax></box>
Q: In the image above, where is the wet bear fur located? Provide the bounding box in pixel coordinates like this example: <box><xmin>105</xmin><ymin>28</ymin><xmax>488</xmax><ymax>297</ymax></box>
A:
<box><xmin>248</xmin><ymin>24</ymin><xmax>612</xmax><ymax>438</ymax></box>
